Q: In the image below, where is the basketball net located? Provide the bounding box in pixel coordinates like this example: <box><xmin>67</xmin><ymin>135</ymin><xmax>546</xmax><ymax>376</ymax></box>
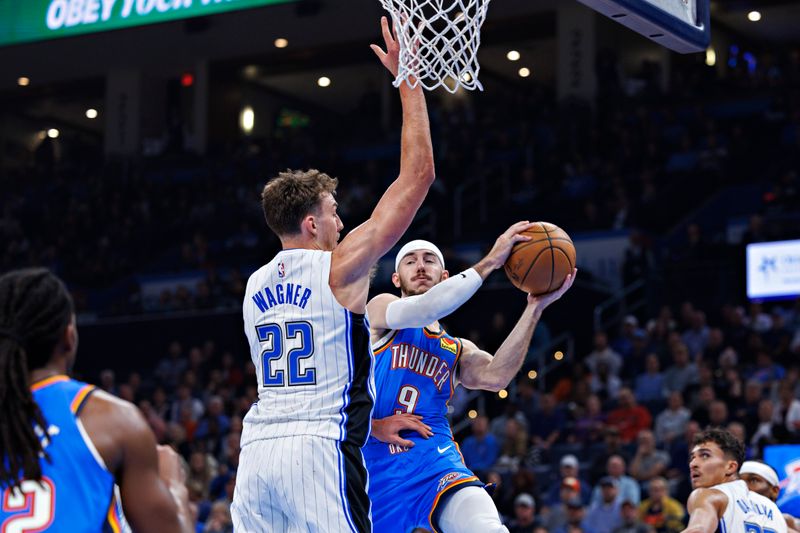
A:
<box><xmin>379</xmin><ymin>0</ymin><xmax>492</xmax><ymax>93</ymax></box>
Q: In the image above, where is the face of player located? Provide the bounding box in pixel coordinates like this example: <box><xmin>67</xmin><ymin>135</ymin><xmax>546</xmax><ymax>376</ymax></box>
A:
<box><xmin>312</xmin><ymin>193</ymin><xmax>343</xmax><ymax>251</ymax></box>
<box><xmin>392</xmin><ymin>250</ymin><xmax>448</xmax><ymax>296</ymax></box>
<box><xmin>741</xmin><ymin>473</ymin><xmax>779</xmax><ymax>501</ymax></box>
<box><xmin>688</xmin><ymin>441</ymin><xmax>739</xmax><ymax>489</ymax></box>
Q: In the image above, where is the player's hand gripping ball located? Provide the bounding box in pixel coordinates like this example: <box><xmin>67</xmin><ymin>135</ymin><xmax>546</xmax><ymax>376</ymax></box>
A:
<box><xmin>504</xmin><ymin>222</ymin><xmax>576</xmax><ymax>295</ymax></box>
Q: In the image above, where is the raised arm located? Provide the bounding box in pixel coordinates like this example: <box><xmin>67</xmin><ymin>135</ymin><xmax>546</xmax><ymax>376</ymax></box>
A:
<box><xmin>367</xmin><ymin>221</ymin><xmax>537</xmax><ymax>332</ymax></box>
<box><xmin>457</xmin><ymin>270</ymin><xmax>576</xmax><ymax>391</ymax></box>
<box><xmin>81</xmin><ymin>392</ymin><xmax>193</xmax><ymax>533</ymax></box>
<box><xmin>331</xmin><ymin>17</ymin><xmax>435</xmax><ymax>309</ymax></box>
<box><xmin>680</xmin><ymin>488</ymin><xmax>727</xmax><ymax>533</ymax></box>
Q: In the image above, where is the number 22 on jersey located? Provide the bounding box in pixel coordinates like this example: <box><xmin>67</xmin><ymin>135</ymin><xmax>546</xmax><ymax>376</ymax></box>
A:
<box><xmin>255</xmin><ymin>321</ymin><xmax>316</xmax><ymax>387</ymax></box>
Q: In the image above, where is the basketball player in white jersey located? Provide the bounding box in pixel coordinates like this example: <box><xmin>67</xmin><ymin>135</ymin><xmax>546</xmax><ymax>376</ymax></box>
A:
<box><xmin>681</xmin><ymin>429</ymin><xmax>787</xmax><ymax>533</ymax></box>
<box><xmin>740</xmin><ymin>461</ymin><xmax>799</xmax><ymax>533</ymax></box>
<box><xmin>231</xmin><ymin>16</ymin><xmax>435</xmax><ymax>533</ymax></box>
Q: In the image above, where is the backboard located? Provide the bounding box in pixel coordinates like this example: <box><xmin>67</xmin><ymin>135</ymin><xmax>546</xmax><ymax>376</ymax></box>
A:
<box><xmin>576</xmin><ymin>0</ymin><xmax>710</xmax><ymax>53</ymax></box>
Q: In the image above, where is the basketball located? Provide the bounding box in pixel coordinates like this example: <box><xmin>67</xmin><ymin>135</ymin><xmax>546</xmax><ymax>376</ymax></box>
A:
<box><xmin>504</xmin><ymin>222</ymin><xmax>576</xmax><ymax>295</ymax></box>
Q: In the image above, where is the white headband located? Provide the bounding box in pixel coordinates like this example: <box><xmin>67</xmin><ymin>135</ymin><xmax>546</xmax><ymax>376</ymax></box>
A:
<box><xmin>394</xmin><ymin>240</ymin><xmax>445</xmax><ymax>272</ymax></box>
<box><xmin>740</xmin><ymin>461</ymin><xmax>779</xmax><ymax>487</ymax></box>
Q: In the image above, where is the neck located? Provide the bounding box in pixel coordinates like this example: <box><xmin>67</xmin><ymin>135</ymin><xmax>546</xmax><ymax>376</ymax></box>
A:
<box><xmin>30</xmin><ymin>362</ymin><xmax>66</xmax><ymax>384</ymax></box>
<box><xmin>281</xmin><ymin>235</ymin><xmax>322</xmax><ymax>251</ymax></box>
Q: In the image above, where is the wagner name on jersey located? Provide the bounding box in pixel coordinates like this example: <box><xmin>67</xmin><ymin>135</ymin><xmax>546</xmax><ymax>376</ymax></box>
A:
<box><xmin>241</xmin><ymin>249</ymin><xmax>375</xmax><ymax>447</ymax></box>
<box><xmin>713</xmin><ymin>479</ymin><xmax>787</xmax><ymax>533</ymax></box>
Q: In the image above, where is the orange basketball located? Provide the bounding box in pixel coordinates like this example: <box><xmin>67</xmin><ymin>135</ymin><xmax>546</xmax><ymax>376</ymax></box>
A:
<box><xmin>504</xmin><ymin>222</ymin><xmax>576</xmax><ymax>295</ymax></box>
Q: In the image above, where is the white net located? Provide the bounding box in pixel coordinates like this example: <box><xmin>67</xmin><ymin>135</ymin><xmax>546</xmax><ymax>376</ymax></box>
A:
<box><xmin>378</xmin><ymin>0</ymin><xmax>492</xmax><ymax>93</ymax></box>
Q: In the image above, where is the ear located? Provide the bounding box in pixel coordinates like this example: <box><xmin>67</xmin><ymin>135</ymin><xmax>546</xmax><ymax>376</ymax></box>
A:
<box><xmin>391</xmin><ymin>272</ymin><xmax>401</xmax><ymax>289</ymax></box>
<box><xmin>770</xmin><ymin>485</ymin><xmax>780</xmax><ymax>501</ymax></box>
<box><xmin>441</xmin><ymin>269</ymin><xmax>450</xmax><ymax>280</ymax></box>
<box><xmin>725</xmin><ymin>461</ymin><xmax>739</xmax><ymax>478</ymax></box>
<box><xmin>300</xmin><ymin>214</ymin><xmax>317</xmax><ymax>237</ymax></box>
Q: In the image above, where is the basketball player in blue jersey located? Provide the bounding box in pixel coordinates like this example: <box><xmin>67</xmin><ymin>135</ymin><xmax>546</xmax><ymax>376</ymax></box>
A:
<box><xmin>363</xmin><ymin>227</ymin><xmax>576</xmax><ymax>533</ymax></box>
<box><xmin>0</xmin><ymin>268</ymin><xmax>193</xmax><ymax>533</ymax></box>
<box><xmin>232</xmin><ymin>16</ymin><xmax>436</xmax><ymax>533</ymax></box>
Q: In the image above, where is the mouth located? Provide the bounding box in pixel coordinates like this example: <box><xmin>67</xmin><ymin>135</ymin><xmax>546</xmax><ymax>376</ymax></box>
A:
<box><xmin>412</xmin><ymin>276</ymin><xmax>431</xmax><ymax>282</ymax></box>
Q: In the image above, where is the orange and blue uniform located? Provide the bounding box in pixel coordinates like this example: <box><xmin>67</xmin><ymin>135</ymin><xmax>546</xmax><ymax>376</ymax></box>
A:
<box><xmin>363</xmin><ymin>326</ymin><xmax>483</xmax><ymax>533</ymax></box>
<box><xmin>0</xmin><ymin>376</ymin><xmax>127</xmax><ymax>533</ymax></box>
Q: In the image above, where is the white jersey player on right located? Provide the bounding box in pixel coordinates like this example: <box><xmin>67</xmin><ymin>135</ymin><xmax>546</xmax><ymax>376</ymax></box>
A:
<box><xmin>232</xmin><ymin>16</ymin><xmax>436</xmax><ymax>533</ymax></box>
<box><xmin>682</xmin><ymin>428</ymin><xmax>787</xmax><ymax>533</ymax></box>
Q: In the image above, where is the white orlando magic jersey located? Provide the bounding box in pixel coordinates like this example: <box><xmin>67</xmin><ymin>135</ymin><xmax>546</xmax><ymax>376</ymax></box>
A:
<box><xmin>713</xmin><ymin>480</ymin><xmax>787</xmax><ymax>533</ymax></box>
<box><xmin>241</xmin><ymin>249</ymin><xmax>375</xmax><ymax>447</ymax></box>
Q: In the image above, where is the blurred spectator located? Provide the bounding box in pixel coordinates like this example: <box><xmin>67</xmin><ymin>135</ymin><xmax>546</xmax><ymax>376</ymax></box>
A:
<box><xmin>156</xmin><ymin>341</ymin><xmax>187</xmax><ymax>389</ymax></box>
<box><xmin>529</xmin><ymin>394</ymin><xmax>565</xmax><ymax>454</ymax></box>
<box><xmin>507</xmin><ymin>493</ymin><xmax>541</xmax><ymax>533</ymax></box>
<box><xmin>707</xmin><ymin>400</ymin><xmax>729</xmax><ymax>428</ymax></box>
<box><xmin>461</xmin><ymin>415</ymin><xmax>500</xmax><ymax>475</ymax></box>
<box><xmin>552</xmin><ymin>498</ymin><xmax>596</xmax><ymax>533</ymax></box>
<box><xmin>592</xmin><ymin>456</ymin><xmax>641</xmax><ymax>506</ymax></box>
<box><xmin>612</xmin><ymin>500</ymin><xmax>650</xmax><ymax>533</ymax></box>
<box><xmin>203</xmin><ymin>501</ymin><xmax>233</xmax><ymax>533</ymax></box>
<box><xmin>606</xmin><ymin>388</ymin><xmax>652</xmax><ymax>444</ymax></box>
<box><xmin>637</xmin><ymin>477</ymin><xmax>684</xmax><ymax>533</ymax></box>
<box><xmin>773</xmin><ymin>380</ymin><xmax>800</xmax><ymax>435</ymax></box>
<box><xmin>590</xmin><ymin>427</ymin><xmax>632</xmax><ymax>484</ymax></box>
<box><xmin>587</xmin><ymin>477</ymin><xmax>624</xmax><ymax>533</ymax></box>
<box><xmin>654</xmin><ymin>392</ymin><xmax>690</xmax><ymax>446</ymax></box>
<box><xmin>571</xmin><ymin>395</ymin><xmax>607</xmax><ymax>446</ymax></box>
<box><xmin>681</xmin><ymin>311</ymin><xmax>709</xmax><ymax>359</ymax></box>
<box><xmin>542</xmin><ymin>477</ymin><xmax>584</xmax><ymax>531</ymax></box>
<box><xmin>629</xmin><ymin>430</ymin><xmax>670</xmax><ymax>484</ymax></box>
<box><xmin>586</xmin><ymin>332</ymin><xmax>623</xmax><ymax>378</ymax></box>
<box><xmin>544</xmin><ymin>456</ymin><xmax>593</xmax><ymax>506</ymax></box>
<box><xmin>497</xmin><ymin>418</ymin><xmax>530</xmax><ymax>471</ymax></box>
<box><xmin>662</xmin><ymin>343</ymin><xmax>698</xmax><ymax>394</ymax></box>
<box><xmin>634</xmin><ymin>354</ymin><xmax>666</xmax><ymax>405</ymax></box>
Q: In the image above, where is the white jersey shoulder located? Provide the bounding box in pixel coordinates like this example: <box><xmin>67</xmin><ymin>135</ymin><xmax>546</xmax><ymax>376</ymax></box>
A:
<box><xmin>240</xmin><ymin>249</ymin><xmax>373</xmax><ymax>445</ymax></box>
<box><xmin>712</xmin><ymin>480</ymin><xmax>787</xmax><ymax>533</ymax></box>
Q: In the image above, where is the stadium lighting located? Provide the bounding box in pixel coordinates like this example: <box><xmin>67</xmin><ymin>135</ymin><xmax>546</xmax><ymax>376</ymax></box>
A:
<box><xmin>705</xmin><ymin>47</ymin><xmax>716</xmax><ymax>67</ymax></box>
<box><xmin>17</xmin><ymin>77</ymin><xmax>30</xmax><ymax>86</ymax></box>
<box><xmin>47</xmin><ymin>128</ymin><xmax>59</xmax><ymax>139</ymax></box>
<box><xmin>240</xmin><ymin>106</ymin><xmax>255</xmax><ymax>135</ymax></box>
<box><xmin>467</xmin><ymin>409</ymin><xmax>478</xmax><ymax>419</ymax></box>
<box><xmin>518</xmin><ymin>67</ymin><xmax>531</xmax><ymax>78</ymax></box>
<box><xmin>86</xmin><ymin>108</ymin><xmax>98</xmax><ymax>119</ymax></box>
<box><xmin>274</xmin><ymin>38</ymin><xmax>289</xmax><ymax>48</ymax></box>
<box><xmin>498</xmin><ymin>389</ymin><xmax>508</xmax><ymax>399</ymax></box>
<box><xmin>317</xmin><ymin>76</ymin><xmax>331</xmax><ymax>88</ymax></box>
<box><xmin>554</xmin><ymin>350</ymin><xmax>564</xmax><ymax>361</ymax></box>
<box><xmin>747</xmin><ymin>11</ymin><xmax>761</xmax><ymax>22</ymax></box>
<box><xmin>528</xmin><ymin>370</ymin><xmax>537</xmax><ymax>379</ymax></box>
<box><xmin>506</xmin><ymin>50</ymin><xmax>520</xmax><ymax>61</ymax></box>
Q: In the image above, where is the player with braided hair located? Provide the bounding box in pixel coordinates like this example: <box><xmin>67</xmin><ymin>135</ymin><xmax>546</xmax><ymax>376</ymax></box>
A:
<box><xmin>0</xmin><ymin>268</ymin><xmax>193</xmax><ymax>533</ymax></box>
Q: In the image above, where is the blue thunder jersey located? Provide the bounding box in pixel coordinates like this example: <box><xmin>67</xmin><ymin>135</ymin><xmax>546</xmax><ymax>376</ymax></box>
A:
<box><xmin>0</xmin><ymin>375</ymin><xmax>127</xmax><ymax>533</ymax></box>
<box><xmin>364</xmin><ymin>326</ymin><xmax>483</xmax><ymax>533</ymax></box>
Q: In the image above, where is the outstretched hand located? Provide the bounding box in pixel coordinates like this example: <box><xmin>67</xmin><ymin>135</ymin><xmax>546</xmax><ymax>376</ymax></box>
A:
<box><xmin>370</xmin><ymin>16</ymin><xmax>400</xmax><ymax>78</ymax></box>
<box><xmin>372</xmin><ymin>413</ymin><xmax>433</xmax><ymax>448</ymax></box>
<box><xmin>528</xmin><ymin>268</ymin><xmax>577</xmax><ymax>308</ymax></box>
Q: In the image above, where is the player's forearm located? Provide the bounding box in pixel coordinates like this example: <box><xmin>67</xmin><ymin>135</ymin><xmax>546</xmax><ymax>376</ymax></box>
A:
<box><xmin>480</xmin><ymin>304</ymin><xmax>541</xmax><ymax>391</ymax></box>
<box><xmin>398</xmin><ymin>84</ymin><xmax>435</xmax><ymax>185</ymax></box>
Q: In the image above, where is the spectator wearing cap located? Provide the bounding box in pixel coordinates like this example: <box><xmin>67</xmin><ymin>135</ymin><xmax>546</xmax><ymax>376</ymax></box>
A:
<box><xmin>507</xmin><ymin>493</ymin><xmax>541</xmax><ymax>533</ymax></box>
<box><xmin>629</xmin><ymin>430</ymin><xmax>670</xmax><ymax>485</ymax></box>
<box><xmin>544</xmin><ymin>455</ymin><xmax>593</xmax><ymax>506</ymax></box>
<box><xmin>592</xmin><ymin>456</ymin><xmax>641</xmax><ymax>507</ymax></box>
<box><xmin>739</xmin><ymin>461</ymin><xmax>799</xmax><ymax>531</ymax></box>
<box><xmin>612</xmin><ymin>500</ymin><xmax>651</xmax><ymax>533</ymax></box>
<box><xmin>606</xmin><ymin>388</ymin><xmax>652</xmax><ymax>444</ymax></box>
<box><xmin>637</xmin><ymin>477</ymin><xmax>684</xmax><ymax>533</ymax></box>
<box><xmin>586</xmin><ymin>477</ymin><xmax>624</xmax><ymax>533</ymax></box>
<box><xmin>541</xmin><ymin>477</ymin><xmax>583</xmax><ymax>531</ymax></box>
<box><xmin>552</xmin><ymin>498</ymin><xmax>597</xmax><ymax>533</ymax></box>
<box><xmin>460</xmin><ymin>415</ymin><xmax>500</xmax><ymax>476</ymax></box>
